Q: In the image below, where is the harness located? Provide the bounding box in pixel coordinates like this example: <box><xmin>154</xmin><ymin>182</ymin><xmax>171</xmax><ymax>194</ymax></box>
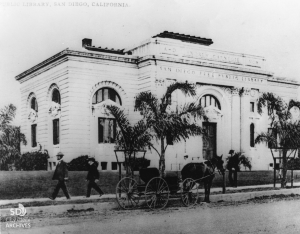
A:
<box><xmin>192</xmin><ymin>159</ymin><xmax>222</xmax><ymax>183</ymax></box>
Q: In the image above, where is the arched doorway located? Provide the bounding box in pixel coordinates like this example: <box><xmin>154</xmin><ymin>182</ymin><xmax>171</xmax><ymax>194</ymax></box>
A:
<box><xmin>200</xmin><ymin>94</ymin><xmax>222</xmax><ymax>160</ymax></box>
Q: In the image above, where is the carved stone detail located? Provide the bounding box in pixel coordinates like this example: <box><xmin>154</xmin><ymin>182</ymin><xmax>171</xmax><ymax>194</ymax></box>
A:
<box><xmin>155</xmin><ymin>78</ymin><xmax>165</xmax><ymax>87</ymax></box>
<box><xmin>49</xmin><ymin>101</ymin><xmax>61</xmax><ymax>118</ymax></box>
<box><xmin>243</xmin><ymin>88</ymin><xmax>251</xmax><ymax>96</ymax></box>
<box><xmin>231</xmin><ymin>87</ymin><xmax>240</xmax><ymax>96</ymax></box>
<box><xmin>204</xmin><ymin>106</ymin><xmax>223</xmax><ymax>121</ymax></box>
<box><xmin>92</xmin><ymin>99</ymin><xmax>123</xmax><ymax>118</ymax></box>
<box><xmin>28</xmin><ymin>109</ymin><xmax>38</xmax><ymax>123</ymax></box>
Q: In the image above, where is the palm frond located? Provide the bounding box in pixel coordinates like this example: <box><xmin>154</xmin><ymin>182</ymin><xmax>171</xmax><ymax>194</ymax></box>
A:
<box><xmin>161</xmin><ymin>82</ymin><xmax>197</xmax><ymax>109</ymax></box>
<box><xmin>0</xmin><ymin>104</ymin><xmax>16</xmax><ymax>127</ymax></box>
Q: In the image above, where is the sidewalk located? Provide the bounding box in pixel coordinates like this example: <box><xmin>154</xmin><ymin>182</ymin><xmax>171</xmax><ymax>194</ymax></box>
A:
<box><xmin>1</xmin><ymin>182</ymin><xmax>299</xmax><ymax>206</ymax></box>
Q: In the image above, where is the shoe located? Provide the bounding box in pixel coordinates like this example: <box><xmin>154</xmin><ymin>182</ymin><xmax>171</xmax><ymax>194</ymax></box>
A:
<box><xmin>86</xmin><ymin>196</ymin><xmax>90</xmax><ymax>198</ymax></box>
<box><xmin>100</xmin><ymin>193</ymin><xmax>104</xmax><ymax>198</ymax></box>
<box><xmin>49</xmin><ymin>197</ymin><xmax>55</xmax><ymax>200</ymax></box>
<box><xmin>67</xmin><ymin>197</ymin><xmax>71</xmax><ymax>200</ymax></box>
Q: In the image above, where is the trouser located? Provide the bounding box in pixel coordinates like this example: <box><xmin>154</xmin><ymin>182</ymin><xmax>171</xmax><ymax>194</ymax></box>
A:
<box><xmin>86</xmin><ymin>179</ymin><xmax>104</xmax><ymax>197</ymax></box>
<box><xmin>52</xmin><ymin>180</ymin><xmax>70</xmax><ymax>199</ymax></box>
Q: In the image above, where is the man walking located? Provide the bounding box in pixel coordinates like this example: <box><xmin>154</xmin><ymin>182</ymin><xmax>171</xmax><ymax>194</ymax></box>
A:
<box><xmin>86</xmin><ymin>157</ymin><xmax>104</xmax><ymax>198</ymax></box>
<box><xmin>49</xmin><ymin>152</ymin><xmax>71</xmax><ymax>200</ymax></box>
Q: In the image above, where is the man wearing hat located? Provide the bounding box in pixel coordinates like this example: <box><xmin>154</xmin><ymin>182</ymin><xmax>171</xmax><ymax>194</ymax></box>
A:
<box><xmin>86</xmin><ymin>157</ymin><xmax>104</xmax><ymax>197</ymax></box>
<box><xmin>49</xmin><ymin>152</ymin><xmax>71</xmax><ymax>200</ymax></box>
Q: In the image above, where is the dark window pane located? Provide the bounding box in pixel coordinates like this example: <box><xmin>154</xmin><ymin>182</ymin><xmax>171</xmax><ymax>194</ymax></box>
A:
<box><xmin>31</xmin><ymin>124</ymin><xmax>37</xmax><ymax>147</ymax></box>
<box><xmin>111</xmin><ymin>162</ymin><xmax>118</xmax><ymax>170</ymax></box>
<box><xmin>98</xmin><ymin>118</ymin><xmax>105</xmax><ymax>143</ymax></box>
<box><xmin>53</xmin><ymin>119</ymin><xmax>59</xmax><ymax>145</ymax></box>
<box><xmin>52</xmin><ymin>89</ymin><xmax>61</xmax><ymax>104</ymax></box>
<box><xmin>250</xmin><ymin>102</ymin><xmax>255</xmax><ymax>112</ymax></box>
<box><xmin>109</xmin><ymin>89</ymin><xmax>116</xmax><ymax>102</ymax></box>
<box><xmin>101</xmin><ymin>162</ymin><xmax>107</xmax><ymax>170</ymax></box>
<box><xmin>31</xmin><ymin>98</ymin><xmax>38</xmax><ymax>112</ymax></box>
<box><xmin>250</xmin><ymin>123</ymin><xmax>255</xmax><ymax>147</ymax></box>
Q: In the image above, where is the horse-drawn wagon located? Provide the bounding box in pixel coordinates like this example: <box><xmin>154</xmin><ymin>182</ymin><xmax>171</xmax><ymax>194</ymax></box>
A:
<box><xmin>115</xmin><ymin>150</ymin><xmax>225</xmax><ymax>210</ymax></box>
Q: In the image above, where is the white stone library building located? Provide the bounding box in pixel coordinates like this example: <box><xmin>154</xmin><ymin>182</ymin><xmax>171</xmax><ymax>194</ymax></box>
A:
<box><xmin>16</xmin><ymin>31</ymin><xmax>300</xmax><ymax>171</ymax></box>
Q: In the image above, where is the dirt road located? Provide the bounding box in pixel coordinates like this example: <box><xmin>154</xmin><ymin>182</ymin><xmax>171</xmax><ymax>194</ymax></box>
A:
<box><xmin>3</xmin><ymin>198</ymin><xmax>300</xmax><ymax>234</ymax></box>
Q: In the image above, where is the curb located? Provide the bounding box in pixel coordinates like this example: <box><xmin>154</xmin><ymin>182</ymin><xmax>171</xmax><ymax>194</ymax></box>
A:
<box><xmin>1</xmin><ymin>187</ymin><xmax>300</xmax><ymax>217</ymax></box>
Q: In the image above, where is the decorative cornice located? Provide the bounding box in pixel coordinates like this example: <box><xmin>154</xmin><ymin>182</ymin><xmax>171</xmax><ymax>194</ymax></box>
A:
<box><xmin>15</xmin><ymin>49</ymin><xmax>138</xmax><ymax>81</ymax></box>
<box><xmin>138</xmin><ymin>55</ymin><xmax>273</xmax><ymax>77</ymax></box>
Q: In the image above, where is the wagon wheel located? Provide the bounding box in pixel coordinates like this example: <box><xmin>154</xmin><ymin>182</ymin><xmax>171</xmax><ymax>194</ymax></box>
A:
<box><xmin>145</xmin><ymin>177</ymin><xmax>170</xmax><ymax>210</ymax></box>
<box><xmin>116</xmin><ymin>177</ymin><xmax>140</xmax><ymax>210</ymax></box>
<box><xmin>181</xmin><ymin>178</ymin><xmax>199</xmax><ymax>207</ymax></box>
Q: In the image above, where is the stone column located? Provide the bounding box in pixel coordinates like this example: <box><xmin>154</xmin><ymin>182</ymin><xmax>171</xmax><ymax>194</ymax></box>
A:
<box><xmin>231</xmin><ymin>87</ymin><xmax>240</xmax><ymax>152</ymax></box>
<box><xmin>240</xmin><ymin>88</ymin><xmax>251</xmax><ymax>153</ymax></box>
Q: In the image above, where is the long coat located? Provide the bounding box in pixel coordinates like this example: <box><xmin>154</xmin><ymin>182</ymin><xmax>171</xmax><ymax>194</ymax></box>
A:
<box><xmin>86</xmin><ymin>162</ymin><xmax>100</xmax><ymax>181</ymax></box>
<box><xmin>52</xmin><ymin>160</ymin><xmax>69</xmax><ymax>181</ymax></box>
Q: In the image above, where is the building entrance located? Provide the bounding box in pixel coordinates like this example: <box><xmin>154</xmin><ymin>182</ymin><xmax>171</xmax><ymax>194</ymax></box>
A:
<box><xmin>203</xmin><ymin>122</ymin><xmax>217</xmax><ymax>160</ymax></box>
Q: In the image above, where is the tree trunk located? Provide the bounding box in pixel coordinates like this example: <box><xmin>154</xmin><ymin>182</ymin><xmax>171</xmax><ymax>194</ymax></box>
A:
<box><xmin>281</xmin><ymin>149</ymin><xmax>287</xmax><ymax>188</ymax></box>
<box><xmin>159</xmin><ymin>138</ymin><xmax>165</xmax><ymax>178</ymax></box>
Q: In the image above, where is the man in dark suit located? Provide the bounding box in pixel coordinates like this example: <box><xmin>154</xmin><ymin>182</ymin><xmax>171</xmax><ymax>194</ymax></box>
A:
<box><xmin>49</xmin><ymin>152</ymin><xmax>71</xmax><ymax>200</ymax></box>
<box><xmin>86</xmin><ymin>157</ymin><xmax>104</xmax><ymax>198</ymax></box>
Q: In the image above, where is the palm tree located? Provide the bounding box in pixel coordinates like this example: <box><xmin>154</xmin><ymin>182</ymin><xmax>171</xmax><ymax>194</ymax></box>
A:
<box><xmin>106</xmin><ymin>105</ymin><xmax>153</xmax><ymax>176</ymax></box>
<box><xmin>134</xmin><ymin>82</ymin><xmax>206</xmax><ymax>176</ymax></box>
<box><xmin>255</xmin><ymin>92</ymin><xmax>300</xmax><ymax>188</ymax></box>
<box><xmin>0</xmin><ymin>104</ymin><xmax>27</xmax><ymax>170</ymax></box>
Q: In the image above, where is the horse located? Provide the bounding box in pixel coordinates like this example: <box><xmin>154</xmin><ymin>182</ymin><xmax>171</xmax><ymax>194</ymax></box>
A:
<box><xmin>181</xmin><ymin>154</ymin><xmax>225</xmax><ymax>203</ymax></box>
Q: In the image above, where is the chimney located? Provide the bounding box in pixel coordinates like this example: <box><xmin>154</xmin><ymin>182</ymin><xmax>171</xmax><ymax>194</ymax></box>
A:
<box><xmin>82</xmin><ymin>38</ymin><xmax>92</xmax><ymax>47</ymax></box>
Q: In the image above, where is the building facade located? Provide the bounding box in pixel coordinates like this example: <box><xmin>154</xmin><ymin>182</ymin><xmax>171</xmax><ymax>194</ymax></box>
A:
<box><xmin>16</xmin><ymin>31</ymin><xmax>299</xmax><ymax>171</ymax></box>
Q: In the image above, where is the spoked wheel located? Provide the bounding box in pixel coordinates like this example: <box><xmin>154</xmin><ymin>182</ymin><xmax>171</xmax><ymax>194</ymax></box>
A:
<box><xmin>145</xmin><ymin>177</ymin><xmax>170</xmax><ymax>210</ymax></box>
<box><xmin>116</xmin><ymin>177</ymin><xmax>140</xmax><ymax>210</ymax></box>
<box><xmin>181</xmin><ymin>178</ymin><xmax>199</xmax><ymax>207</ymax></box>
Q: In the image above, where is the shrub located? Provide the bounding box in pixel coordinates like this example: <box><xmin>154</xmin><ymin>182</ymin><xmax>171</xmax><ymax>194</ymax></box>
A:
<box><xmin>67</xmin><ymin>155</ymin><xmax>90</xmax><ymax>171</ymax></box>
<box><xmin>287</xmin><ymin>158</ymin><xmax>300</xmax><ymax>170</ymax></box>
<box><xmin>15</xmin><ymin>151</ymin><xmax>49</xmax><ymax>171</ymax></box>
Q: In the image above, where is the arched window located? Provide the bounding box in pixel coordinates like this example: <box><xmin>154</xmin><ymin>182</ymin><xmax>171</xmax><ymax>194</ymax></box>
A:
<box><xmin>200</xmin><ymin>95</ymin><xmax>221</xmax><ymax>110</ymax></box>
<box><xmin>93</xmin><ymin>87</ymin><xmax>122</xmax><ymax>144</ymax></box>
<box><xmin>31</xmin><ymin>97</ymin><xmax>38</xmax><ymax>112</ymax></box>
<box><xmin>250</xmin><ymin>123</ymin><xmax>255</xmax><ymax>147</ymax></box>
<box><xmin>52</xmin><ymin>89</ymin><xmax>61</xmax><ymax>104</ymax></box>
<box><xmin>92</xmin><ymin>88</ymin><xmax>121</xmax><ymax>105</ymax></box>
<box><xmin>51</xmin><ymin>89</ymin><xmax>61</xmax><ymax>145</ymax></box>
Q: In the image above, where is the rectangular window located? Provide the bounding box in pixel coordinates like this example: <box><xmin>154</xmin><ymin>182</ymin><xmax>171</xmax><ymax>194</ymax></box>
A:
<box><xmin>111</xmin><ymin>162</ymin><xmax>118</xmax><ymax>170</ymax></box>
<box><xmin>53</xmin><ymin>119</ymin><xmax>60</xmax><ymax>145</ymax></box>
<box><xmin>250</xmin><ymin>124</ymin><xmax>255</xmax><ymax>147</ymax></box>
<box><xmin>250</xmin><ymin>102</ymin><xmax>255</xmax><ymax>112</ymax></box>
<box><xmin>98</xmin><ymin>118</ymin><xmax>116</xmax><ymax>143</ymax></box>
<box><xmin>101</xmin><ymin>162</ymin><xmax>107</xmax><ymax>170</ymax></box>
<box><xmin>31</xmin><ymin>124</ymin><xmax>37</xmax><ymax>147</ymax></box>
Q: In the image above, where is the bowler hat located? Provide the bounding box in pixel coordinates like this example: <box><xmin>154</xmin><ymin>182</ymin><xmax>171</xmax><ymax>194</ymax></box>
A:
<box><xmin>56</xmin><ymin>152</ymin><xmax>64</xmax><ymax>157</ymax></box>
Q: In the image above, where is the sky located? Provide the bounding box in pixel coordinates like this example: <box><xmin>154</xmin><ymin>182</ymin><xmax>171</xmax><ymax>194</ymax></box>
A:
<box><xmin>1</xmin><ymin>0</ymin><xmax>300</xmax><ymax>124</ymax></box>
